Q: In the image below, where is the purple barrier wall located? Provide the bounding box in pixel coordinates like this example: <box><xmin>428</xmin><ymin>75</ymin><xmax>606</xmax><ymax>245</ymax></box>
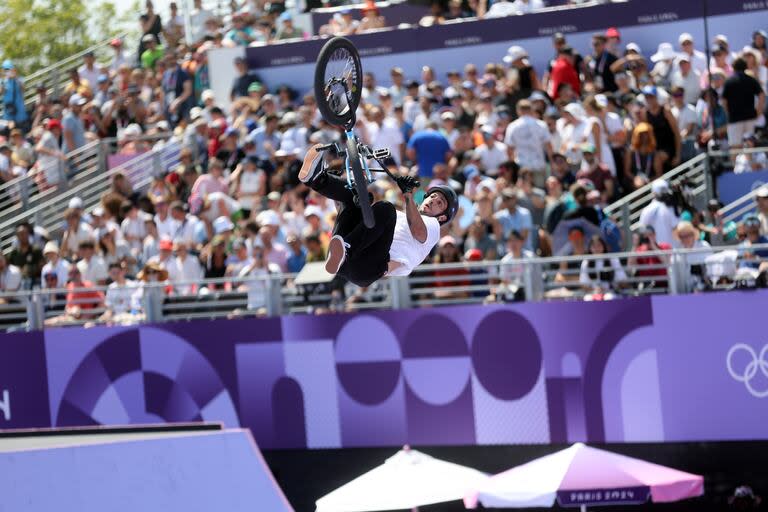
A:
<box><xmin>1</xmin><ymin>291</ymin><xmax>767</xmax><ymax>449</ymax></box>
<box><xmin>244</xmin><ymin>0</ymin><xmax>767</xmax><ymax>92</ymax></box>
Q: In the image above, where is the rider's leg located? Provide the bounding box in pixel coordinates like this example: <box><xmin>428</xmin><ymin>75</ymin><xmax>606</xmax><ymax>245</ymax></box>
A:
<box><xmin>330</xmin><ymin>202</ymin><xmax>397</xmax><ymax>286</ymax></box>
<box><xmin>300</xmin><ymin>144</ymin><xmax>355</xmax><ymax>205</ymax></box>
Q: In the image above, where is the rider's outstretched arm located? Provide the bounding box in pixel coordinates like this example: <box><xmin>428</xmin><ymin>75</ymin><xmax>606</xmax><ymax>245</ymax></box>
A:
<box><xmin>403</xmin><ymin>191</ymin><xmax>427</xmax><ymax>243</ymax></box>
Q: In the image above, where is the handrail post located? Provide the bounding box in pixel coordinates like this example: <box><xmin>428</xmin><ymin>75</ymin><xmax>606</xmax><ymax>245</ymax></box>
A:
<box><xmin>524</xmin><ymin>259</ymin><xmax>544</xmax><ymax>301</ymax></box>
<box><xmin>19</xmin><ymin>176</ymin><xmax>31</xmax><ymax>211</ymax></box>
<box><xmin>621</xmin><ymin>202</ymin><xmax>633</xmax><ymax>251</ymax></box>
<box><xmin>703</xmin><ymin>152</ymin><xmax>714</xmax><ymax>203</ymax></box>
<box><xmin>27</xmin><ymin>291</ymin><xmax>44</xmax><ymax>331</ymax></box>
<box><xmin>143</xmin><ymin>284</ymin><xmax>164</xmax><ymax>323</ymax></box>
<box><xmin>265</xmin><ymin>274</ymin><xmax>282</xmax><ymax>317</ymax></box>
<box><xmin>668</xmin><ymin>253</ymin><xmax>682</xmax><ymax>295</ymax></box>
<box><xmin>98</xmin><ymin>140</ymin><xmax>108</xmax><ymax>175</ymax></box>
<box><xmin>389</xmin><ymin>276</ymin><xmax>411</xmax><ymax>310</ymax></box>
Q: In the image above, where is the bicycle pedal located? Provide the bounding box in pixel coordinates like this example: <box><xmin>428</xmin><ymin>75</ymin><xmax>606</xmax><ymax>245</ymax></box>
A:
<box><xmin>372</xmin><ymin>148</ymin><xmax>390</xmax><ymax>160</ymax></box>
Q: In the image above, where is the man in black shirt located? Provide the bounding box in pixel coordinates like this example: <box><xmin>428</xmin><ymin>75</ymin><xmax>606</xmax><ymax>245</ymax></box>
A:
<box><xmin>588</xmin><ymin>33</ymin><xmax>618</xmax><ymax>93</ymax></box>
<box><xmin>721</xmin><ymin>57</ymin><xmax>765</xmax><ymax>149</ymax></box>
<box><xmin>230</xmin><ymin>56</ymin><xmax>257</xmax><ymax>101</ymax></box>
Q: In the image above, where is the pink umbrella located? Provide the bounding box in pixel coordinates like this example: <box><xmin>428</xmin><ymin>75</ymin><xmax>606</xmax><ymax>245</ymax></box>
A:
<box><xmin>465</xmin><ymin>443</ymin><xmax>703</xmax><ymax>510</ymax></box>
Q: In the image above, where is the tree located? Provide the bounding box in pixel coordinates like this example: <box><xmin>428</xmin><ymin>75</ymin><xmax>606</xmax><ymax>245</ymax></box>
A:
<box><xmin>0</xmin><ymin>0</ymin><xmax>138</xmax><ymax>75</ymax></box>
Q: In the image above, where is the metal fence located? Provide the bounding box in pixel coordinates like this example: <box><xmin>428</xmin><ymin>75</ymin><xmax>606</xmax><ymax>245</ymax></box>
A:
<box><xmin>0</xmin><ymin>134</ymin><xmax>177</xmax><ymax>254</ymax></box>
<box><xmin>2</xmin><ymin>243</ymin><xmax>765</xmax><ymax>332</ymax></box>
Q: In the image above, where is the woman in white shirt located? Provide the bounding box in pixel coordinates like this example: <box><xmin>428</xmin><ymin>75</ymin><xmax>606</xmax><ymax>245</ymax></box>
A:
<box><xmin>582</xmin><ymin>96</ymin><xmax>617</xmax><ymax>176</ymax></box>
<box><xmin>580</xmin><ymin>235</ymin><xmax>627</xmax><ymax>297</ymax></box>
<box><xmin>672</xmin><ymin>221</ymin><xmax>711</xmax><ymax>290</ymax></box>
<box><xmin>557</xmin><ymin>103</ymin><xmax>587</xmax><ymax>166</ymax></box>
<box><xmin>232</xmin><ymin>156</ymin><xmax>266</xmax><ymax>218</ymax></box>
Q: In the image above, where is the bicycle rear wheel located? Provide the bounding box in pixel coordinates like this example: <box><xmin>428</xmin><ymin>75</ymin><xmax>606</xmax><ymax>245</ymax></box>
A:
<box><xmin>346</xmin><ymin>137</ymin><xmax>375</xmax><ymax>228</ymax></box>
<box><xmin>314</xmin><ymin>37</ymin><xmax>363</xmax><ymax>128</ymax></box>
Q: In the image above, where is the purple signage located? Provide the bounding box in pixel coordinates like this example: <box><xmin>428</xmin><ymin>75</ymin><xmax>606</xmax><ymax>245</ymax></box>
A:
<box><xmin>557</xmin><ymin>487</ymin><xmax>650</xmax><ymax>507</ymax></box>
<box><xmin>1</xmin><ymin>291</ymin><xmax>768</xmax><ymax>449</ymax></box>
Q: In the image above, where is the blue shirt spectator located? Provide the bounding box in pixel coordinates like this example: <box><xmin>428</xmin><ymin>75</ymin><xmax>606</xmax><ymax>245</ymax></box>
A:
<box><xmin>286</xmin><ymin>235</ymin><xmax>307</xmax><ymax>273</ymax></box>
<box><xmin>406</xmin><ymin>126</ymin><xmax>451</xmax><ymax>178</ymax></box>
<box><xmin>1</xmin><ymin>60</ymin><xmax>28</xmax><ymax>126</ymax></box>
<box><xmin>62</xmin><ymin>95</ymin><xmax>87</xmax><ymax>153</ymax></box>
<box><xmin>494</xmin><ymin>189</ymin><xmax>534</xmax><ymax>250</ymax></box>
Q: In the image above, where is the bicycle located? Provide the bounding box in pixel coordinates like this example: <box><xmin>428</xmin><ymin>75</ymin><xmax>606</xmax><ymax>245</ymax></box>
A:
<box><xmin>313</xmin><ymin>36</ymin><xmax>414</xmax><ymax>228</ymax></box>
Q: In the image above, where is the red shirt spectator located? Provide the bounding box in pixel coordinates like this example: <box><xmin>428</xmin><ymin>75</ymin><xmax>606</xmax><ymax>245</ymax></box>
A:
<box><xmin>549</xmin><ymin>48</ymin><xmax>581</xmax><ymax>100</ymax></box>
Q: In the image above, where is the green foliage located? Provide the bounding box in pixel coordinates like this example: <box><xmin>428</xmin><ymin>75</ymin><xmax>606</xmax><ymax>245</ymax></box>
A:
<box><xmin>0</xmin><ymin>0</ymin><xmax>137</xmax><ymax>75</ymax></box>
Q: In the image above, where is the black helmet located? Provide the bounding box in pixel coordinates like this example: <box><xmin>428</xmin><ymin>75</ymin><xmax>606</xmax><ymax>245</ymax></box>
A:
<box><xmin>425</xmin><ymin>184</ymin><xmax>458</xmax><ymax>225</ymax></box>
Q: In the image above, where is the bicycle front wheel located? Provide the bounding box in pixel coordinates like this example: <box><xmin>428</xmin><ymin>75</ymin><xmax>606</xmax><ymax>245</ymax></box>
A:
<box><xmin>314</xmin><ymin>37</ymin><xmax>363</xmax><ymax>128</ymax></box>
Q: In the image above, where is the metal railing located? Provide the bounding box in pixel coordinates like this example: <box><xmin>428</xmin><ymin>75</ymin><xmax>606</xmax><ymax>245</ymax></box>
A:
<box><xmin>0</xmin><ymin>140</ymin><xmax>103</xmax><ymax>230</ymax></box>
<box><xmin>20</xmin><ymin>32</ymin><xmax>131</xmax><ymax>111</ymax></box>
<box><xmin>604</xmin><ymin>152</ymin><xmax>711</xmax><ymax>244</ymax></box>
<box><xmin>3</xmin><ymin>243</ymin><xmax>765</xmax><ymax>332</ymax></box>
<box><xmin>0</xmin><ymin>135</ymin><xmax>179</xmax><ymax>254</ymax></box>
<box><xmin>712</xmin><ymin>146</ymin><xmax>768</xmax><ymax>225</ymax></box>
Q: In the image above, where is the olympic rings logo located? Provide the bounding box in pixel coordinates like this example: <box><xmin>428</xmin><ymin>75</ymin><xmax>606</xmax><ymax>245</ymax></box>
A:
<box><xmin>726</xmin><ymin>344</ymin><xmax>768</xmax><ymax>398</ymax></box>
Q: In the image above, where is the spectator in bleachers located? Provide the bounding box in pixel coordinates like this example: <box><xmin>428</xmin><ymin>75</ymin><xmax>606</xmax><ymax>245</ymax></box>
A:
<box><xmin>495</xmin><ymin>188</ymin><xmax>533</xmax><ymax>251</ymax></box>
<box><xmin>628</xmin><ymin>224</ymin><xmax>670</xmax><ymax>289</ymax></box>
<box><xmin>41</xmin><ymin>241</ymin><xmax>69</xmax><ymax>289</ymax></box>
<box><xmin>738</xmin><ymin>214</ymin><xmax>768</xmax><ymax>269</ymax></box>
<box><xmin>734</xmin><ymin>134</ymin><xmax>768</xmax><ymax>173</ymax></box>
<box><xmin>755</xmin><ymin>187</ymin><xmax>768</xmax><ymax>235</ymax></box>
<box><xmin>166</xmin><ymin>239</ymin><xmax>203</xmax><ymax>296</ymax></box>
<box><xmin>677</xmin><ymin>33</ymin><xmax>707</xmax><ymax>76</ymax></box>
<box><xmin>505</xmin><ymin>100</ymin><xmax>551</xmax><ymax>187</ymax></box>
<box><xmin>0</xmin><ymin>253</ymin><xmax>22</xmax><ymax>295</ymax></box>
<box><xmin>239</xmin><ymin>244</ymin><xmax>279</xmax><ymax>312</ymax></box>
<box><xmin>76</xmin><ymin>239</ymin><xmax>108</xmax><ymax>286</ymax></box>
<box><xmin>639</xmin><ymin>179</ymin><xmax>680</xmax><ymax>246</ymax></box>
<box><xmin>588</xmin><ymin>33</ymin><xmax>619</xmax><ymax>93</ymax></box>
<box><xmin>1</xmin><ymin>60</ymin><xmax>29</xmax><ymax>132</ymax></box>
<box><xmin>579</xmin><ymin>235</ymin><xmax>626</xmax><ymax>298</ymax></box>
<box><xmin>549</xmin><ymin>46</ymin><xmax>581</xmax><ymax>101</ymax></box>
<box><xmin>57</xmin><ymin>266</ymin><xmax>104</xmax><ymax>324</ymax></box>
<box><xmin>286</xmin><ymin>233</ymin><xmax>307</xmax><ymax>273</ymax></box>
<box><xmin>576</xmin><ymin>143</ymin><xmax>613</xmax><ymax>202</ymax></box>
<box><xmin>672</xmin><ymin>221</ymin><xmax>711</xmax><ymax>290</ymax></box>
<box><xmin>722</xmin><ymin>57</ymin><xmax>765</xmax><ymax>150</ymax></box>
<box><xmin>407</xmin><ymin>121</ymin><xmax>451</xmax><ymax>179</ymax></box>
<box><xmin>100</xmin><ymin>261</ymin><xmax>140</xmax><ymax>324</ymax></box>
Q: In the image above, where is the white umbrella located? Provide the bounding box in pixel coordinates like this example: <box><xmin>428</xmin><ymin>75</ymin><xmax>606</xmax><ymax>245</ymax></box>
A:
<box><xmin>316</xmin><ymin>447</ymin><xmax>487</xmax><ymax>512</ymax></box>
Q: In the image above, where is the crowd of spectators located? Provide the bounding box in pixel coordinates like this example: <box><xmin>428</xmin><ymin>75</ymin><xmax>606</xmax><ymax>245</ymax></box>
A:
<box><xmin>0</xmin><ymin>1</ymin><xmax>768</xmax><ymax>324</ymax></box>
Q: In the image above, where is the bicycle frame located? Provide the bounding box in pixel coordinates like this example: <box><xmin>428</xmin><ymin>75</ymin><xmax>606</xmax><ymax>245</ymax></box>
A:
<box><xmin>343</xmin><ymin>129</ymin><xmax>374</xmax><ymax>191</ymax></box>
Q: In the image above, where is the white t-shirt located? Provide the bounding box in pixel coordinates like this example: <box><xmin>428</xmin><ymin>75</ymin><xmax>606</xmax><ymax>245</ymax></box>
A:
<box><xmin>0</xmin><ymin>265</ymin><xmax>22</xmax><ymax>292</ymax></box>
<box><xmin>154</xmin><ymin>214</ymin><xmax>181</xmax><ymax>241</ymax></box>
<box><xmin>638</xmin><ymin>199</ymin><xmax>680</xmax><ymax>246</ymax></box>
<box><xmin>238</xmin><ymin>262</ymin><xmax>280</xmax><ymax>310</ymax></box>
<box><xmin>367</xmin><ymin>118</ymin><xmax>404</xmax><ymax>164</ymax></box>
<box><xmin>77</xmin><ymin>256</ymin><xmax>108</xmax><ymax>284</ymax></box>
<box><xmin>388</xmin><ymin>211</ymin><xmax>441</xmax><ymax>276</ymax></box>
<box><xmin>504</xmin><ymin>115</ymin><xmax>550</xmax><ymax>171</ymax></box>
<box><xmin>166</xmin><ymin>256</ymin><xmax>203</xmax><ymax>296</ymax></box>
<box><xmin>475</xmin><ymin>141</ymin><xmax>508</xmax><ymax>175</ymax></box>
<box><xmin>121</xmin><ymin>216</ymin><xmax>147</xmax><ymax>252</ymax></box>
<box><xmin>41</xmin><ymin>259</ymin><xmax>70</xmax><ymax>288</ymax></box>
<box><xmin>106</xmin><ymin>280</ymin><xmax>138</xmax><ymax>314</ymax></box>
<box><xmin>671</xmin><ymin>103</ymin><xmax>698</xmax><ymax>139</ymax></box>
<box><xmin>37</xmin><ymin>131</ymin><xmax>62</xmax><ymax>185</ymax></box>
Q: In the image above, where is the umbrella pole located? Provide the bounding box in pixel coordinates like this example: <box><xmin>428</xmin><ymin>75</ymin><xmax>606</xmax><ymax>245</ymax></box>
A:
<box><xmin>580</xmin><ymin>506</ymin><xmax>587</xmax><ymax>512</ymax></box>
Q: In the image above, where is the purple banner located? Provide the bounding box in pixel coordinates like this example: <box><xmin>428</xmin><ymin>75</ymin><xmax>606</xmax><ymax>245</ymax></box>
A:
<box><xmin>2</xmin><ymin>291</ymin><xmax>768</xmax><ymax>449</ymax></box>
<box><xmin>557</xmin><ymin>487</ymin><xmax>650</xmax><ymax>507</ymax></box>
<box><xmin>240</xmin><ymin>0</ymin><xmax>767</xmax><ymax>94</ymax></box>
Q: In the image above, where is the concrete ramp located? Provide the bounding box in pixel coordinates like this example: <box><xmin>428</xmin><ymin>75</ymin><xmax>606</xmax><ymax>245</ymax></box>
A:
<box><xmin>0</xmin><ymin>428</ymin><xmax>293</xmax><ymax>512</ymax></box>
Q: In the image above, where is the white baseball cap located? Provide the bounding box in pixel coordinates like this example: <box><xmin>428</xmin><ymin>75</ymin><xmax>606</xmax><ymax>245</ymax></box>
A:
<box><xmin>678</xmin><ymin>32</ymin><xmax>694</xmax><ymax>45</ymax></box>
<box><xmin>503</xmin><ymin>45</ymin><xmax>528</xmax><ymax>64</ymax></box>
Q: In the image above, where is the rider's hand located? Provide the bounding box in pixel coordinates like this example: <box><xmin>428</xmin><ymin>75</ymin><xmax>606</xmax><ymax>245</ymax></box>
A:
<box><xmin>395</xmin><ymin>175</ymin><xmax>419</xmax><ymax>194</ymax></box>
